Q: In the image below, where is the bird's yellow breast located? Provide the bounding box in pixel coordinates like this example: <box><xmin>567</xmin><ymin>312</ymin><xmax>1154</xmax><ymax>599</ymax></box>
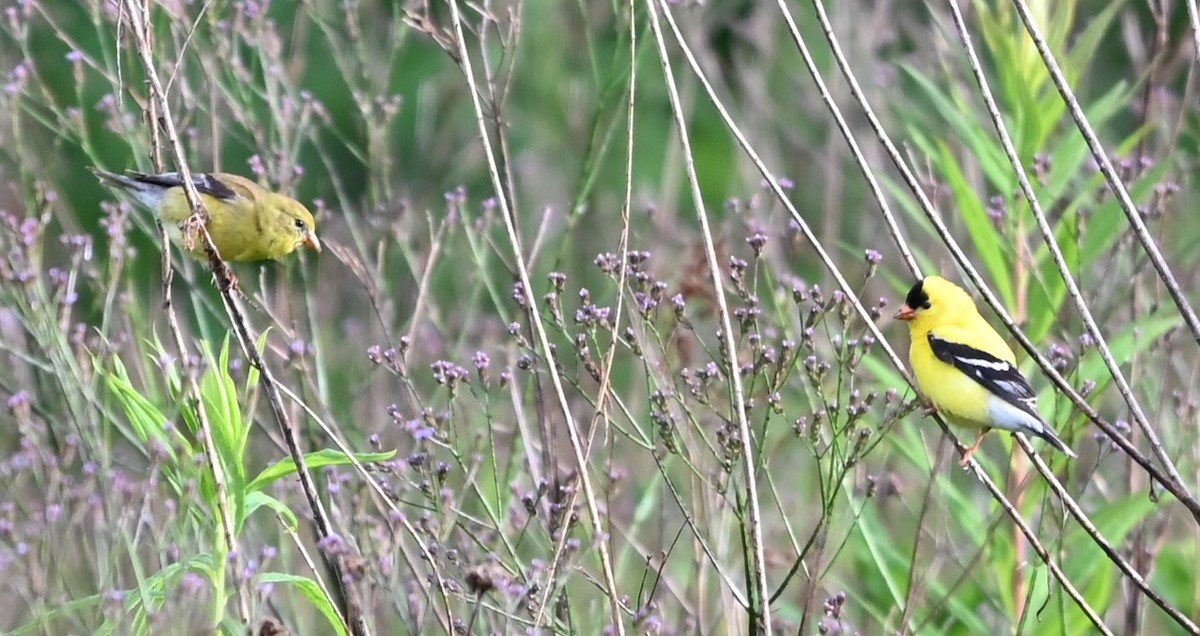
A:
<box><xmin>161</xmin><ymin>189</ymin><xmax>286</xmax><ymax>262</ymax></box>
<box><xmin>909</xmin><ymin>335</ymin><xmax>994</xmax><ymax>428</ymax></box>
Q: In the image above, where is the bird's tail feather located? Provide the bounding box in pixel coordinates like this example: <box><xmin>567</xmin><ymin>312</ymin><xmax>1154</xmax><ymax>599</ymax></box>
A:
<box><xmin>88</xmin><ymin>167</ymin><xmax>166</xmax><ymax>209</ymax></box>
<box><xmin>1028</xmin><ymin>422</ymin><xmax>1077</xmax><ymax>458</ymax></box>
<box><xmin>88</xmin><ymin>166</ymin><xmax>143</xmax><ymax>191</ymax></box>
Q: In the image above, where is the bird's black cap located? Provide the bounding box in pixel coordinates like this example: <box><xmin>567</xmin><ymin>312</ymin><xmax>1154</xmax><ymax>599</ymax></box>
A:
<box><xmin>905</xmin><ymin>279</ymin><xmax>931</xmax><ymax>309</ymax></box>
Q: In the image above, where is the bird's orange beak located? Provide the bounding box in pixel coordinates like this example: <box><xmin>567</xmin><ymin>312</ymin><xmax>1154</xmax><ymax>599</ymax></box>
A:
<box><xmin>303</xmin><ymin>233</ymin><xmax>321</xmax><ymax>252</ymax></box>
<box><xmin>894</xmin><ymin>304</ymin><xmax>916</xmax><ymax>321</ymax></box>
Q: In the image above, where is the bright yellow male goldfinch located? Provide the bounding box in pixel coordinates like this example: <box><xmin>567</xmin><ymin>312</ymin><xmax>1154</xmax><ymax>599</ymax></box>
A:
<box><xmin>896</xmin><ymin>275</ymin><xmax>1076</xmax><ymax>464</ymax></box>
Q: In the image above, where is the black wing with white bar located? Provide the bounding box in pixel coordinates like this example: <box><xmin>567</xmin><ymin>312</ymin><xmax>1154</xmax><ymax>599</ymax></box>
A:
<box><xmin>131</xmin><ymin>172</ymin><xmax>239</xmax><ymax>201</ymax></box>
<box><xmin>927</xmin><ymin>332</ymin><xmax>1039</xmax><ymax>415</ymax></box>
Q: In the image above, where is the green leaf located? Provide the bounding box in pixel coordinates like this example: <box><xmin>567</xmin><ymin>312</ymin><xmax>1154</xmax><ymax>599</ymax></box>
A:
<box><xmin>243</xmin><ymin>490</ymin><xmax>299</xmax><ymax>531</ymax></box>
<box><xmin>1063</xmin><ymin>0</ymin><xmax>1128</xmax><ymax>75</ymax></box>
<box><xmin>853</xmin><ymin>505</ymin><xmax>906</xmax><ymax>610</ymax></box>
<box><xmin>257</xmin><ymin>572</ymin><xmax>348</xmax><ymax>636</ymax></box>
<box><xmin>99</xmin><ymin>354</ymin><xmax>176</xmax><ymax>455</ymax></box>
<box><xmin>1043</xmin><ymin>81</ymin><xmax>1135</xmax><ymax>203</ymax></box>
<box><xmin>246</xmin><ymin>449</ymin><xmax>396</xmax><ymax>493</ymax></box>
<box><xmin>1025</xmin><ymin>224</ymin><xmax>1076</xmax><ymax>343</ymax></box>
<box><xmin>897</xmin><ymin>67</ymin><xmax>1011</xmax><ymax>190</ymax></box>
<box><xmin>197</xmin><ymin>336</ymin><xmax>249</xmax><ymax>524</ymax></box>
<box><xmin>9</xmin><ymin>597</ymin><xmax>105</xmax><ymax>635</ymax></box>
<box><xmin>1153</xmin><ymin>542</ymin><xmax>1200</xmax><ymax>620</ymax></box>
<box><xmin>851</xmin><ymin>494</ymin><xmax>996</xmax><ymax>632</ymax></box>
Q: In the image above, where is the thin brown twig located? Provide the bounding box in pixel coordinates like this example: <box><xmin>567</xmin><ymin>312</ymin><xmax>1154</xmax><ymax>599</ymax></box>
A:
<box><xmin>402</xmin><ymin>212</ymin><xmax>452</xmax><ymax>347</ymax></box>
<box><xmin>647</xmin><ymin>2</ymin><xmax>771</xmax><ymax>632</ymax></box>
<box><xmin>1014</xmin><ymin>434</ymin><xmax>1197</xmax><ymax>632</ymax></box>
<box><xmin>271</xmin><ymin>380</ymin><xmax>460</xmax><ymax>615</ymax></box>
<box><xmin>118</xmin><ymin>0</ymin><xmax>249</xmax><ymax>628</ymax></box>
<box><xmin>442</xmin><ymin>0</ymin><xmax>626</xmax><ymax>632</ymax></box>
<box><xmin>1132</xmin><ymin>0</ymin><xmax>1168</xmax><ymax>164</ymax></box>
<box><xmin>539</xmin><ymin>0</ymin><xmax>641</xmax><ymax>630</ymax></box>
<box><xmin>897</xmin><ymin>437</ymin><xmax>950</xmax><ymax>631</ymax></box>
<box><xmin>1186</xmin><ymin>0</ymin><xmax>1200</xmax><ymax>65</ymax></box>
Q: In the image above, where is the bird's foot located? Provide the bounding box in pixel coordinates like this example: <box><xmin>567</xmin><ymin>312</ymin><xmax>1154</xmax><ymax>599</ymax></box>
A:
<box><xmin>921</xmin><ymin>401</ymin><xmax>938</xmax><ymax>418</ymax></box>
<box><xmin>217</xmin><ymin>269</ymin><xmax>239</xmax><ymax>294</ymax></box>
<box><xmin>958</xmin><ymin>429</ymin><xmax>991</xmax><ymax>467</ymax></box>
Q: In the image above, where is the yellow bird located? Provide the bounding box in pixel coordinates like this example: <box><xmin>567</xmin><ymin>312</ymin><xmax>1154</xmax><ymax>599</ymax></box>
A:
<box><xmin>90</xmin><ymin>167</ymin><xmax>320</xmax><ymax>262</ymax></box>
<box><xmin>895</xmin><ymin>275</ymin><xmax>1076</xmax><ymax>464</ymax></box>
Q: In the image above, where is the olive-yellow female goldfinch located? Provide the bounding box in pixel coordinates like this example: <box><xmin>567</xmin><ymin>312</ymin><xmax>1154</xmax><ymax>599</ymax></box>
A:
<box><xmin>896</xmin><ymin>275</ymin><xmax>1075</xmax><ymax>464</ymax></box>
<box><xmin>90</xmin><ymin>168</ymin><xmax>320</xmax><ymax>262</ymax></box>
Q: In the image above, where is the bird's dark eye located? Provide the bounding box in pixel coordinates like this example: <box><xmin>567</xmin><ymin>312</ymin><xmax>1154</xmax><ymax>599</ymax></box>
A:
<box><xmin>294</xmin><ymin>218</ymin><xmax>307</xmax><ymax>230</ymax></box>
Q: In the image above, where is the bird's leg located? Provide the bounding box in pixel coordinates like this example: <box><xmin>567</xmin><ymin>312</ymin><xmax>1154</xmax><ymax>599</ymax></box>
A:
<box><xmin>921</xmin><ymin>400</ymin><xmax>938</xmax><ymax>418</ymax></box>
<box><xmin>216</xmin><ymin>266</ymin><xmax>239</xmax><ymax>293</ymax></box>
<box><xmin>959</xmin><ymin>427</ymin><xmax>992</xmax><ymax>466</ymax></box>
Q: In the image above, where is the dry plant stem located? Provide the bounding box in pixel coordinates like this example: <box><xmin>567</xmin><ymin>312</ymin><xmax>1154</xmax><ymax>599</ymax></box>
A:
<box><xmin>897</xmin><ymin>438</ymin><xmax>950</xmax><ymax>630</ymax></box>
<box><xmin>1009</xmin><ymin>459</ymin><xmax>1028</xmax><ymax>620</ymax></box>
<box><xmin>477</xmin><ymin>8</ymin><xmax>522</xmax><ymax>250</ymax></box>
<box><xmin>948</xmin><ymin>462</ymin><xmax>1107</xmax><ymax>629</ymax></box>
<box><xmin>402</xmin><ymin>213</ymin><xmax>451</xmax><ymax>347</ymax></box>
<box><xmin>965</xmin><ymin>474</ymin><xmax>1106</xmax><ymax>631</ymax></box>
<box><xmin>120</xmin><ymin>0</ymin><xmax>249</xmax><ymax>628</ymax></box>
<box><xmin>1005</xmin><ymin>0</ymin><xmax>1194</xmax><ymax>495</ymax></box>
<box><xmin>656</xmin><ymin>3</ymin><xmax>1104</xmax><ymax>624</ymax></box>
<box><xmin>918</xmin><ymin>507</ymin><xmax>1025</xmax><ymax>631</ymax></box>
<box><xmin>808</xmin><ymin>37</ymin><xmax>929</xmax><ymax>275</ymax></box>
<box><xmin>597</xmin><ymin>358</ymin><xmax>755</xmax><ymax>608</ymax></box>
<box><xmin>1010</xmin><ymin>0</ymin><xmax>1200</xmax><ymax>345</ymax></box>
<box><xmin>226</xmin><ymin>302</ymin><xmax>374</xmax><ymax>633</ymax></box>
<box><xmin>948</xmin><ymin>5</ymin><xmax>1199</xmax><ymax>630</ymax></box>
<box><xmin>280</xmin><ymin>512</ymin><xmax>346</xmax><ymax>627</ymax></box>
<box><xmin>575</xmin><ymin>0</ymin><xmax>638</xmax><ymax>552</ymax></box>
<box><xmin>443</xmin><ymin>0</ymin><xmax>625</xmax><ymax>632</ymax></box>
<box><xmin>542</xmin><ymin>1</ymin><xmax>639</xmax><ymax>628</ymax></box>
<box><xmin>647</xmin><ymin>2</ymin><xmax>770</xmax><ymax>632</ymax></box>
<box><xmin>770</xmin><ymin>2</ymin><xmax>922</xmax><ymax>278</ymax></box>
<box><xmin>121</xmin><ymin>2</ymin><xmax>376</xmax><ymax>633</ymax></box>
<box><xmin>1014</xmin><ymin>435</ymin><xmax>1200</xmax><ymax>633</ymax></box>
<box><xmin>790</xmin><ymin>0</ymin><xmax>1200</xmax><ymax>521</ymax></box>
<box><xmin>582</xmin><ymin>0</ymin><xmax>638</xmax><ymax>496</ymax></box>
<box><xmin>1133</xmin><ymin>0</ymin><xmax>1169</xmax><ymax>164</ymax></box>
<box><xmin>1189</xmin><ymin>0</ymin><xmax>1200</xmax><ymax>65</ymax></box>
<box><xmin>272</xmin><ymin>381</ymin><xmax>456</xmax><ymax>601</ymax></box>
<box><xmin>768</xmin><ymin>10</ymin><xmax>916</xmax><ymax>274</ymax></box>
